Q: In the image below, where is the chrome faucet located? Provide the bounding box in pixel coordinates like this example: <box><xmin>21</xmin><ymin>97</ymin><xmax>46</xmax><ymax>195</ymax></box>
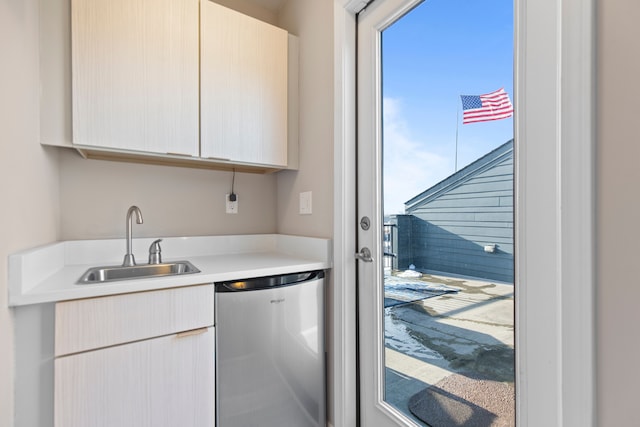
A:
<box><xmin>122</xmin><ymin>206</ymin><xmax>143</xmax><ymax>267</ymax></box>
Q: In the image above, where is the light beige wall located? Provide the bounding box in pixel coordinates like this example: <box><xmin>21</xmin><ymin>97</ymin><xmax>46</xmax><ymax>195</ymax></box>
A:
<box><xmin>0</xmin><ymin>0</ymin><xmax>61</xmax><ymax>425</ymax></box>
<box><xmin>276</xmin><ymin>2</ymin><xmax>336</xmax><ymax>424</ymax></box>
<box><xmin>276</xmin><ymin>0</ymin><xmax>334</xmax><ymax>238</ymax></box>
<box><xmin>59</xmin><ymin>151</ymin><xmax>277</xmax><ymax>239</ymax></box>
<box><xmin>37</xmin><ymin>0</ymin><xmax>280</xmax><ymax>241</ymax></box>
<box><xmin>596</xmin><ymin>0</ymin><xmax>640</xmax><ymax>425</ymax></box>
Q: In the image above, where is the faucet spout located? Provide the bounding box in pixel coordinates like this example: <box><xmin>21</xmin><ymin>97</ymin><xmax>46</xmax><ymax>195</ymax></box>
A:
<box><xmin>122</xmin><ymin>206</ymin><xmax>143</xmax><ymax>267</ymax></box>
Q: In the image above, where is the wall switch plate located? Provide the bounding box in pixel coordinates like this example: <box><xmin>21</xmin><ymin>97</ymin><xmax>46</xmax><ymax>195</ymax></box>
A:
<box><xmin>226</xmin><ymin>194</ymin><xmax>238</xmax><ymax>214</ymax></box>
<box><xmin>299</xmin><ymin>191</ymin><xmax>312</xmax><ymax>215</ymax></box>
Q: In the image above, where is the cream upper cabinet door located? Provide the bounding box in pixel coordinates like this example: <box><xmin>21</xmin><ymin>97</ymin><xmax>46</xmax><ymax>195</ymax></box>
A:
<box><xmin>201</xmin><ymin>1</ymin><xmax>288</xmax><ymax>167</ymax></box>
<box><xmin>54</xmin><ymin>328</ymin><xmax>215</xmax><ymax>427</ymax></box>
<box><xmin>71</xmin><ymin>0</ymin><xmax>199</xmax><ymax>156</ymax></box>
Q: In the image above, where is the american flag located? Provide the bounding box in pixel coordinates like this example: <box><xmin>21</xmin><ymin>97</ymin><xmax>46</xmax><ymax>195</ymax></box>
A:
<box><xmin>460</xmin><ymin>88</ymin><xmax>513</xmax><ymax>124</ymax></box>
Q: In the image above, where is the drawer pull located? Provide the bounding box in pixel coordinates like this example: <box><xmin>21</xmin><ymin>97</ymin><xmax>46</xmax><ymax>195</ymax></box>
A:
<box><xmin>176</xmin><ymin>327</ymin><xmax>209</xmax><ymax>338</ymax></box>
<box><xmin>166</xmin><ymin>152</ymin><xmax>198</xmax><ymax>157</ymax></box>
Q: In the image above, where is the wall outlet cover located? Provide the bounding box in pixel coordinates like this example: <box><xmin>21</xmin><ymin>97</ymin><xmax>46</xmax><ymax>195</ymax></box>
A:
<box><xmin>299</xmin><ymin>191</ymin><xmax>312</xmax><ymax>215</ymax></box>
<box><xmin>226</xmin><ymin>194</ymin><xmax>238</xmax><ymax>214</ymax></box>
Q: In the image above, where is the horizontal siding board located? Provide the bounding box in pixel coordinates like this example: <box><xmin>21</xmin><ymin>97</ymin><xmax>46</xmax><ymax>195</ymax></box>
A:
<box><xmin>422</xmin><ymin>220</ymin><xmax>513</xmax><ymax>229</ymax></box>
<box><xmin>425</xmin><ymin>238</ymin><xmax>514</xmax><ymax>249</ymax></box>
<box><xmin>425</xmin><ymin>225</ymin><xmax>514</xmax><ymax>239</ymax></box>
<box><xmin>444</xmin><ymin>180</ymin><xmax>513</xmax><ymax>195</ymax></box>
<box><xmin>426</xmin><ymin>233</ymin><xmax>514</xmax><ymax>244</ymax></box>
<box><xmin>471</xmin><ymin>170</ymin><xmax>513</xmax><ymax>181</ymax></box>
<box><xmin>448</xmin><ymin>189</ymin><xmax>513</xmax><ymax>199</ymax></box>
<box><xmin>413</xmin><ymin>232</ymin><xmax>513</xmax><ymax>249</ymax></box>
<box><xmin>418</xmin><ymin>237</ymin><xmax>513</xmax><ymax>254</ymax></box>
<box><xmin>500</xmin><ymin>196</ymin><xmax>514</xmax><ymax>207</ymax></box>
<box><xmin>411</xmin><ymin>206</ymin><xmax>513</xmax><ymax>215</ymax></box>
<box><xmin>458</xmin><ymin>176</ymin><xmax>512</xmax><ymax>186</ymax></box>
<box><xmin>427</xmin><ymin>236</ymin><xmax>513</xmax><ymax>247</ymax></box>
<box><xmin>416</xmin><ymin>252</ymin><xmax>514</xmax><ymax>271</ymax></box>
<box><xmin>413</xmin><ymin>212</ymin><xmax>475</xmax><ymax>222</ymax></box>
<box><xmin>412</xmin><ymin>211</ymin><xmax>513</xmax><ymax>222</ymax></box>
<box><xmin>434</xmin><ymin>192</ymin><xmax>512</xmax><ymax>203</ymax></box>
<box><xmin>475</xmin><ymin>165</ymin><xmax>513</xmax><ymax>177</ymax></box>
<box><xmin>467</xmin><ymin>173</ymin><xmax>512</xmax><ymax>184</ymax></box>
<box><xmin>419</xmin><ymin>197</ymin><xmax>503</xmax><ymax>209</ymax></box>
<box><xmin>418</xmin><ymin>230</ymin><xmax>513</xmax><ymax>241</ymax></box>
<box><xmin>459</xmin><ymin>188</ymin><xmax>510</xmax><ymax>199</ymax></box>
<box><xmin>463</xmin><ymin>176</ymin><xmax>511</xmax><ymax>186</ymax></box>
<box><xmin>420</xmin><ymin>245</ymin><xmax>514</xmax><ymax>260</ymax></box>
<box><xmin>474</xmin><ymin>162</ymin><xmax>513</xmax><ymax>177</ymax></box>
<box><xmin>475</xmin><ymin>212</ymin><xmax>513</xmax><ymax>222</ymax></box>
<box><xmin>423</xmin><ymin>247</ymin><xmax>515</xmax><ymax>259</ymax></box>
<box><xmin>466</xmin><ymin>172</ymin><xmax>513</xmax><ymax>185</ymax></box>
<box><xmin>415</xmin><ymin>252</ymin><xmax>513</xmax><ymax>268</ymax></box>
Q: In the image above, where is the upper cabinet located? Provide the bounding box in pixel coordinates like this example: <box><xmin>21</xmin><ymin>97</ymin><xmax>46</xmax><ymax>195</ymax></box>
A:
<box><xmin>201</xmin><ymin>1</ymin><xmax>288</xmax><ymax>167</ymax></box>
<box><xmin>69</xmin><ymin>0</ymin><xmax>296</xmax><ymax>171</ymax></box>
<box><xmin>71</xmin><ymin>0</ymin><xmax>200</xmax><ymax>156</ymax></box>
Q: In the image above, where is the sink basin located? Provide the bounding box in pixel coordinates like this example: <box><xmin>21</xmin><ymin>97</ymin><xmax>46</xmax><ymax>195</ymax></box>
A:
<box><xmin>78</xmin><ymin>261</ymin><xmax>200</xmax><ymax>284</ymax></box>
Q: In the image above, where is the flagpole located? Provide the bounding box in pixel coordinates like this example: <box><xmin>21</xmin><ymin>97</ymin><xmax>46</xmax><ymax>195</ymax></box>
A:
<box><xmin>455</xmin><ymin>102</ymin><xmax>459</xmax><ymax>172</ymax></box>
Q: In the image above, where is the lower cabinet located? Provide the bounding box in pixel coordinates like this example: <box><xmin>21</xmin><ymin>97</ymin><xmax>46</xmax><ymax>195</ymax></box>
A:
<box><xmin>53</xmin><ymin>285</ymin><xmax>215</xmax><ymax>427</ymax></box>
<box><xmin>54</xmin><ymin>328</ymin><xmax>215</xmax><ymax>427</ymax></box>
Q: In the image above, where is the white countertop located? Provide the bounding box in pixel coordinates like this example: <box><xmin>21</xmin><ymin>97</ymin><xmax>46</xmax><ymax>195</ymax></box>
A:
<box><xmin>9</xmin><ymin>234</ymin><xmax>332</xmax><ymax>306</ymax></box>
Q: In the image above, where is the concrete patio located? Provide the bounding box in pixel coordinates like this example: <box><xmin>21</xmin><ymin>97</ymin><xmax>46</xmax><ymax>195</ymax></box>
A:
<box><xmin>383</xmin><ymin>272</ymin><xmax>515</xmax><ymax>426</ymax></box>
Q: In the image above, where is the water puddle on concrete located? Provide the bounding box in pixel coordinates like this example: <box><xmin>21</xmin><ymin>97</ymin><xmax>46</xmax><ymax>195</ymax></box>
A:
<box><xmin>384</xmin><ymin>307</ymin><xmax>443</xmax><ymax>361</ymax></box>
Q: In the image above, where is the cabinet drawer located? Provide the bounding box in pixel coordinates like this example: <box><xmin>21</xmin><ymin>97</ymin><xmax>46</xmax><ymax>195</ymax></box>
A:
<box><xmin>55</xmin><ymin>284</ymin><xmax>213</xmax><ymax>356</ymax></box>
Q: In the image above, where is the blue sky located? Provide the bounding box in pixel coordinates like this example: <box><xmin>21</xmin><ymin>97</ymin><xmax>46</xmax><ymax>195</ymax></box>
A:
<box><xmin>382</xmin><ymin>0</ymin><xmax>513</xmax><ymax>214</ymax></box>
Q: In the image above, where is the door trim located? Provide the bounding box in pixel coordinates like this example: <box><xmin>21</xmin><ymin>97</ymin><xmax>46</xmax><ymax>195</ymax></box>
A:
<box><xmin>514</xmin><ymin>0</ymin><xmax>595</xmax><ymax>425</ymax></box>
<box><xmin>331</xmin><ymin>2</ymin><xmax>358</xmax><ymax>427</ymax></box>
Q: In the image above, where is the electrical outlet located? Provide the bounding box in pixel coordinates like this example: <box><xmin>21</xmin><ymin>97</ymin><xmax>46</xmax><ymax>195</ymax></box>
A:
<box><xmin>299</xmin><ymin>191</ymin><xmax>312</xmax><ymax>215</ymax></box>
<box><xmin>226</xmin><ymin>194</ymin><xmax>238</xmax><ymax>214</ymax></box>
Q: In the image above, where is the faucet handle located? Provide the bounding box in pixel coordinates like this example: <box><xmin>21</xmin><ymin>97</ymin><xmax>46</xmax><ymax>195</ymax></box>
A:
<box><xmin>148</xmin><ymin>239</ymin><xmax>162</xmax><ymax>265</ymax></box>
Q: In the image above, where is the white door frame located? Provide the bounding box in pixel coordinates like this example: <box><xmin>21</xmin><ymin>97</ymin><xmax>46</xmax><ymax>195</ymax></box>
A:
<box><xmin>333</xmin><ymin>0</ymin><xmax>594</xmax><ymax>425</ymax></box>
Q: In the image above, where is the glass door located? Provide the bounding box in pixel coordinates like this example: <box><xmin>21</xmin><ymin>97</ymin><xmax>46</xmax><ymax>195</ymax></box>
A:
<box><xmin>357</xmin><ymin>0</ymin><xmax>515</xmax><ymax>425</ymax></box>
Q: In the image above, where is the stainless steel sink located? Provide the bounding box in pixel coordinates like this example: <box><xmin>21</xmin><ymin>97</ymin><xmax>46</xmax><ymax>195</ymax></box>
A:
<box><xmin>77</xmin><ymin>261</ymin><xmax>200</xmax><ymax>284</ymax></box>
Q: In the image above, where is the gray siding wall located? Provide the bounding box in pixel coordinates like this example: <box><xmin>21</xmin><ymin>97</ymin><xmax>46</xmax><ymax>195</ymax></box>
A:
<box><xmin>400</xmin><ymin>151</ymin><xmax>514</xmax><ymax>283</ymax></box>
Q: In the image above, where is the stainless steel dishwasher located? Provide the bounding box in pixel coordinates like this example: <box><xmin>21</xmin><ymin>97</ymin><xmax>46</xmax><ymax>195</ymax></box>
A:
<box><xmin>215</xmin><ymin>270</ymin><xmax>326</xmax><ymax>427</ymax></box>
